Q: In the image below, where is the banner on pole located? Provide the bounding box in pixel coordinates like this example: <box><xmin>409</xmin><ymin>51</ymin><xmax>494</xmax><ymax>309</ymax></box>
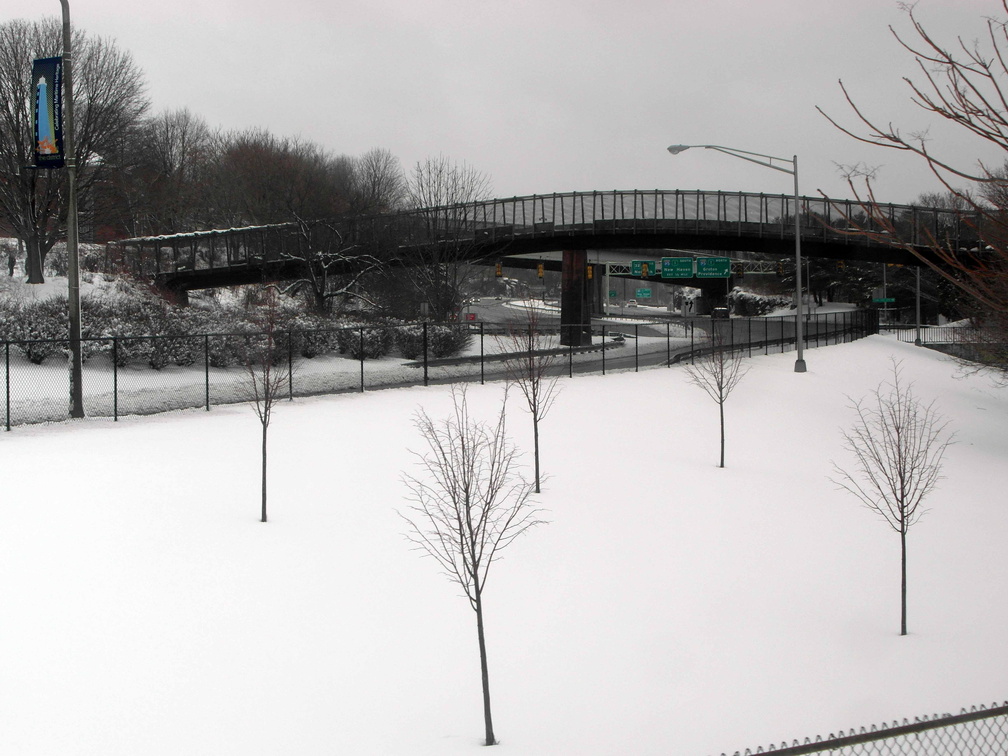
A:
<box><xmin>33</xmin><ymin>56</ymin><xmax>65</xmax><ymax>169</ymax></box>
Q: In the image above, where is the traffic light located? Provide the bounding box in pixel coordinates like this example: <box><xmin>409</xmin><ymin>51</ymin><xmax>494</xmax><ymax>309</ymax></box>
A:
<box><xmin>641</xmin><ymin>262</ymin><xmax>650</xmax><ymax>277</ymax></box>
<box><xmin>587</xmin><ymin>264</ymin><xmax>593</xmax><ymax>280</ymax></box>
<box><xmin>495</xmin><ymin>261</ymin><xmax>503</xmax><ymax>277</ymax></box>
<box><xmin>775</xmin><ymin>262</ymin><xmax>784</xmax><ymax>277</ymax></box>
<box><xmin>537</xmin><ymin>262</ymin><xmax>544</xmax><ymax>278</ymax></box>
<box><xmin>836</xmin><ymin>260</ymin><xmax>845</xmax><ymax>271</ymax></box>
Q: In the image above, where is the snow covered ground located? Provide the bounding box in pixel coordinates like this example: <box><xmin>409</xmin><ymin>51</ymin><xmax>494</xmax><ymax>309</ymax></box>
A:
<box><xmin>1</xmin><ymin>335</ymin><xmax>1005</xmax><ymax>755</ymax></box>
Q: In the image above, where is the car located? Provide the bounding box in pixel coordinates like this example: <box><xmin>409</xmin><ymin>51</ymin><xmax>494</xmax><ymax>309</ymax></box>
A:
<box><xmin>711</xmin><ymin>306</ymin><xmax>730</xmax><ymax>319</ymax></box>
<box><xmin>626</xmin><ymin>299</ymin><xmax>638</xmax><ymax>307</ymax></box>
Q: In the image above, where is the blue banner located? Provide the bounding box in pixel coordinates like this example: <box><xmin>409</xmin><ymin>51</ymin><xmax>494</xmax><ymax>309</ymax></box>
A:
<box><xmin>33</xmin><ymin>56</ymin><xmax>64</xmax><ymax>169</ymax></box>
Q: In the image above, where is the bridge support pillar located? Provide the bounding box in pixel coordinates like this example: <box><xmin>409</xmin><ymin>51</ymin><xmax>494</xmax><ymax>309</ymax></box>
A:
<box><xmin>560</xmin><ymin>249</ymin><xmax>591</xmax><ymax>346</ymax></box>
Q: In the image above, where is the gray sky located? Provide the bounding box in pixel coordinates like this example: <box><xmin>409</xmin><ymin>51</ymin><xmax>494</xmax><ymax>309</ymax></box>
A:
<box><xmin>10</xmin><ymin>0</ymin><xmax>1004</xmax><ymax>204</ymax></box>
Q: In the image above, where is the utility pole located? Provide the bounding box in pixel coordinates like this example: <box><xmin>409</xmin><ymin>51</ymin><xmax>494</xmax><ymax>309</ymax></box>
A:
<box><xmin>60</xmin><ymin>0</ymin><xmax>84</xmax><ymax>417</ymax></box>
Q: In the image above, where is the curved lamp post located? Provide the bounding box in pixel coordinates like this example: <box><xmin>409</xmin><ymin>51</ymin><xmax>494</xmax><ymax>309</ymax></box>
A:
<box><xmin>667</xmin><ymin>144</ymin><xmax>807</xmax><ymax>373</ymax></box>
<box><xmin>60</xmin><ymin>0</ymin><xmax>84</xmax><ymax>416</ymax></box>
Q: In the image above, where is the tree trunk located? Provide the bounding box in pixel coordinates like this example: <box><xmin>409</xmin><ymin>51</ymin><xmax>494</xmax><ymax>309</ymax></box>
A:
<box><xmin>25</xmin><ymin>235</ymin><xmax>44</xmax><ymax>284</ymax></box>
<box><xmin>533</xmin><ymin>414</ymin><xmax>541</xmax><ymax>494</ymax></box>
<box><xmin>261</xmin><ymin>421</ymin><xmax>268</xmax><ymax>523</ymax></box>
<box><xmin>900</xmin><ymin>526</ymin><xmax>907</xmax><ymax>636</ymax></box>
<box><xmin>718</xmin><ymin>398</ymin><xmax>725</xmax><ymax>468</ymax></box>
<box><xmin>474</xmin><ymin>589</ymin><xmax>495</xmax><ymax>746</ymax></box>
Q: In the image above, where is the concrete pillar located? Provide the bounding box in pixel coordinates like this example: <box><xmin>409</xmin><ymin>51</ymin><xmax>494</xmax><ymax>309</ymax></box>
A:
<box><xmin>560</xmin><ymin>249</ymin><xmax>591</xmax><ymax>346</ymax></box>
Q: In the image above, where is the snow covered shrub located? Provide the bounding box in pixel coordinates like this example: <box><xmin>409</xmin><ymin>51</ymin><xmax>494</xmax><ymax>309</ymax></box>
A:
<box><xmin>728</xmin><ymin>288</ymin><xmax>792</xmax><ymax>317</ymax></box>
<box><xmin>429</xmin><ymin>324</ymin><xmax>471</xmax><ymax>358</ymax></box>
<box><xmin>290</xmin><ymin>314</ymin><xmax>339</xmax><ymax>358</ymax></box>
<box><xmin>16</xmin><ymin>297</ymin><xmax>67</xmax><ymax>364</ymax></box>
<box><xmin>0</xmin><ymin>299</ymin><xmax>21</xmax><ymax>342</ymax></box>
<box><xmin>346</xmin><ymin>326</ymin><xmax>392</xmax><ymax>360</ymax></box>
<box><xmin>394</xmin><ymin>324</ymin><xmax>425</xmax><ymax>359</ymax></box>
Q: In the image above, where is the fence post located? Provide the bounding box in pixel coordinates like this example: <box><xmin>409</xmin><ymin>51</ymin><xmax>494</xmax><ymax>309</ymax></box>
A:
<box><xmin>422</xmin><ymin>322</ymin><xmax>428</xmax><ymax>387</ymax></box>
<box><xmin>480</xmin><ymin>322</ymin><xmax>485</xmax><ymax>385</ymax></box>
<box><xmin>568</xmin><ymin>334</ymin><xmax>573</xmax><ymax>378</ymax></box>
<box><xmin>635</xmin><ymin>324</ymin><xmax>639</xmax><ymax>372</ymax></box>
<box><xmin>204</xmin><ymin>335</ymin><xmax>210</xmax><ymax>411</ymax></box>
<box><xmin>601</xmin><ymin>328</ymin><xmax>606</xmax><ymax>375</ymax></box>
<box><xmin>690</xmin><ymin>320</ymin><xmax>695</xmax><ymax>365</ymax></box>
<box><xmin>359</xmin><ymin>327</ymin><xmax>365</xmax><ymax>392</ymax></box>
<box><xmin>666</xmin><ymin>322</ymin><xmax>671</xmax><ymax>366</ymax></box>
<box><xmin>5</xmin><ymin>341</ymin><xmax>9</xmax><ymax>431</ymax></box>
<box><xmin>113</xmin><ymin>337</ymin><xmax>119</xmax><ymax>422</ymax></box>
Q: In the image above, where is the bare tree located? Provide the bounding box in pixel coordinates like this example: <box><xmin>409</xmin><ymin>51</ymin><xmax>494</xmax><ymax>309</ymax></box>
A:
<box><xmin>831</xmin><ymin>360</ymin><xmax>954</xmax><ymax>636</ymax></box>
<box><xmin>403</xmin><ymin>155</ymin><xmax>493</xmax><ymax>321</ymax></box>
<box><xmin>685</xmin><ymin>324</ymin><xmax>750</xmax><ymax>468</ymax></box>
<box><xmin>278</xmin><ymin>215</ymin><xmax>384</xmax><ymax>314</ymax></box>
<box><xmin>496</xmin><ymin>301</ymin><xmax>562</xmax><ymax>493</ymax></box>
<box><xmin>350</xmin><ymin>147</ymin><xmax>406</xmax><ymax>214</ymax></box>
<box><xmin>818</xmin><ymin>2</ymin><xmax>1008</xmax><ymax>372</ymax></box>
<box><xmin>0</xmin><ymin>17</ymin><xmax>148</xmax><ymax>281</ymax></box>
<box><xmin>242</xmin><ymin>285</ymin><xmax>293</xmax><ymax>523</ymax></box>
<box><xmin>401</xmin><ymin>385</ymin><xmax>543</xmax><ymax>746</ymax></box>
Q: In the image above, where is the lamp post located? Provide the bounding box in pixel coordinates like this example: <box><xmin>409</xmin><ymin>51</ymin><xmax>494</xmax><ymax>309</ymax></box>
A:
<box><xmin>60</xmin><ymin>0</ymin><xmax>84</xmax><ymax>416</ymax></box>
<box><xmin>667</xmin><ymin>144</ymin><xmax>807</xmax><ymax>372</ymax></box>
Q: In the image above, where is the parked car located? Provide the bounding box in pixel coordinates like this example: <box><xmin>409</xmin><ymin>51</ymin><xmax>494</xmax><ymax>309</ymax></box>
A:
<box><xmin>711</xmin><ymin>306</ymin><xmax>730</xmax><ymax>319</ymax></box>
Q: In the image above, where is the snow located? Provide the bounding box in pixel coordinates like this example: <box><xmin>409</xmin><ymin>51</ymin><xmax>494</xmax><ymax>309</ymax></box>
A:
<box><xmin>1</xmin><ymin>336</ymin><xmax>1006</xmax><ymax>755</ymax></box>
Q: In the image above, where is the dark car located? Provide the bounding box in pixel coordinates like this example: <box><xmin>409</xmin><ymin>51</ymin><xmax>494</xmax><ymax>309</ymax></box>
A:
<box><xmin>711</xmin><ymin>306</ymin><xmax>730</xmax><ymax>319</ymax></box>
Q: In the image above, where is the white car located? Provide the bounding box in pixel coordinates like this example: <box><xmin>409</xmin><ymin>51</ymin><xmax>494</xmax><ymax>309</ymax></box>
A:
<box><xmin>626</xmin><ymin>299</ymin><xmax>638</xmax><ymax>307</ymax></box>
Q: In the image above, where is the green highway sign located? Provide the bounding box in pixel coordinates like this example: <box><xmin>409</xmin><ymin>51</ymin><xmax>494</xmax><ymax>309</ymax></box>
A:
<box><xmin>873</xmin><ymin>297</ymin><xmax>896</xmax><ymax>303</ymax></box>
<box><xmin>695</xmin><ymin>257</ymin><xmax>731</xmax><ymax>278</ymax></box>
<box><xmin>661</xmin><ymin>257</ymin><xmax>694</xmax><ymax>278</ymax></box>
<box><xmin>635</xmin><ymin>288</ymin><xmax>652</xmax><ymax>299</ymax></box>
<box><xmin>631</xmin><ymin>260</ymin><xmax>658</xmax><ymax>277</ymax></box>
<box><xmin>609</xmin><ymin>290</ymin><xmax>618</xmax><ymax>298</ymax></box>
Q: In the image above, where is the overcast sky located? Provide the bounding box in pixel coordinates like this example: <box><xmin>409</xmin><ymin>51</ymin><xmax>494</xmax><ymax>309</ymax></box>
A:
<box><xmin>8</xmin><ymin>0</ymin><xmax>1005</xmax><ymax>204</ymax></box>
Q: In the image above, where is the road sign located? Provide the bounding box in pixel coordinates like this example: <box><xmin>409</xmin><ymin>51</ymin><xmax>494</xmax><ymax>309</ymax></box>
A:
<box><xmin>609</xmin><ymin>290</ymin><xmax>618</xmax><ymax>298</ymax></box>
<box><xmin>632</xmin><ymin>260</ymin><xmax>658</xmax><ymax>277</ymax></box>
<box><xmin>635</xmin><ymin>288</ymin><xmax>652</xmax><ymax>299</ymax></box>
<box><xmin>873</xmin><ymin>297</ymin><xmax>896</xmax><ymax>303</ymax></box>
<box><xmin>661</xmin><ymin>257</ymin><xmax>694</xmax><ymax>278</ymax></box>
<box><xmin>695</xmin><ymin>257</ymin><xmax>731</xmax><ymax>278</ymax></box>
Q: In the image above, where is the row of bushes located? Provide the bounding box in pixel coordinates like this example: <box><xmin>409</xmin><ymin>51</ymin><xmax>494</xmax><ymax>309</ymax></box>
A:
<box><xmin>0</xmin><ymin>295</ymin><xmax>472</xmax><ymax>369</ymax></box>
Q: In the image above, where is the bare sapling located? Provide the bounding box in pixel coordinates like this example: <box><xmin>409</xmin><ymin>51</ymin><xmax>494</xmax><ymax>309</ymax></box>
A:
<box><xmin>401</xmin><ymin>385</ymin><xmax>543</xmax><ymax>746</ymax></box>
<box><xmin>831</xmin><ymin>359</ymin><xmax>954</xmax><ymax>636</ymax></box>
<box><xmin>685</xmin><ymin>323</ymin><xmax>749</xmax><ymax>468</ymax></box>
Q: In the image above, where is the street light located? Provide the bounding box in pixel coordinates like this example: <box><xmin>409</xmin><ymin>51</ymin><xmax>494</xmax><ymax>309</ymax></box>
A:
<box><xmin>667</xmin><ymin>144</ymin><xmax>807</xmax><ymax>372</ymax></box>
<box><xmin>60</xmin><ymin>0</ymin><xmax>84</xmax><ymax>416</ymax></box>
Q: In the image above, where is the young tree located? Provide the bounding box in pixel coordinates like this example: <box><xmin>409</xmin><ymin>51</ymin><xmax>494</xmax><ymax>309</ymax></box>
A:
<box><xmin>401</xmin><ymin>386</ymin><xmax>543</xmax><ymax>746</ymax></box>
<box><xmin>685</xmin><ymin>324</ymin><xmax>750</xmax><ymax>468</ymax></box>
<box><xmin>831</xmin><ymin>360</ymin><xmax>954</xmax><ymax>636</ymax></box>
<box><xmin>0</xmin><ymin>18</ymin><xmax>149</xmax><ymax>281</ymax></box>
<box><xmin>242</xmin><ymin>285</ymin><xmax>293</xmax><ymax>523</ymax></box>
<box><xmin>496</xmin><ymin>301</ymin><xmax>562</xmax><ymax>493</ymax></box>
<box><xmin>818</xmin><ymin>2</ymin><xmax>1008</xmax><ymax>373</ymax></box>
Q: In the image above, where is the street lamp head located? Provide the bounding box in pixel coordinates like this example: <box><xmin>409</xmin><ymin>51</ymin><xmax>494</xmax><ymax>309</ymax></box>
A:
<box><xmin>666</xmin><ymin>144</ymin><xmax>692</xmax><ymax>155</ymax></box>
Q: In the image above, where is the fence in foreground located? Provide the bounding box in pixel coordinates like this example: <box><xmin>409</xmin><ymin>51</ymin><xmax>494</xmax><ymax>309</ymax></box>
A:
<box><xmin>718</xmin><ymin>700</ymin><xmax>1008</xmax><ymax>755</ymax></box>
<box><xmin>3</xmin><ymin>310</ymin><xmax>876</xmax><ymax>430</ymax></box>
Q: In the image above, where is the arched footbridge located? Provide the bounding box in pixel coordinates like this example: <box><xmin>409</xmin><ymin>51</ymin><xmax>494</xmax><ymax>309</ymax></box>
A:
<box><xmin>104</xmin><ymin>189</ymin><xmax>979</xmax><ymax>344</ymax></box>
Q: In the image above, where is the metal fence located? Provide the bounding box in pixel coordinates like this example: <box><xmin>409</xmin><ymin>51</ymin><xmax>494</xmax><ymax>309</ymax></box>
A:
<box><xmin>719</xmin><ymin>700</ymin><xmax>1008</xmax><ymax>755</ymax></box>
<box><xmin>3</xmin><ymin>310</ymin><xmax>877</xmax><ymax>430</ymax></box>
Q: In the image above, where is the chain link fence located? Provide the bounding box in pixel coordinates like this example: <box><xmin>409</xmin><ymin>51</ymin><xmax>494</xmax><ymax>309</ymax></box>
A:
<box><xmin>719</xmin><ymin>701</ymin><xmax>1008</xmax><ymax>755</ymax></box>
<box><xmin>4</xmin><ymin>311</ymin><xmax>877</xmax><ymax>430</ymax></box>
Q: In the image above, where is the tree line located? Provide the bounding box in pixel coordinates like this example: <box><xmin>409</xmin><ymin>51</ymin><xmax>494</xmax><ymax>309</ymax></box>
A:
<box><xmin>0</xmin><ymin>16</ymin><xmax>491</xmax><ymax>320</ymax></box>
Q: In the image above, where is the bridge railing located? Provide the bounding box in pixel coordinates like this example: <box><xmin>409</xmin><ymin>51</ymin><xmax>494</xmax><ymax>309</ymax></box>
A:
<box><xmin>105</xmin><ymin>191</ymin><xmax>983</xmax><ymax>282</ymax></box>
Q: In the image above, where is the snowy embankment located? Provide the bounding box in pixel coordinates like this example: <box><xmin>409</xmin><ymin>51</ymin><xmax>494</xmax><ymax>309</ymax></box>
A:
<box><xmin>1</xmin><ymin>336</ymin><xmax>1005</xmax><ymax>755</ymax></box>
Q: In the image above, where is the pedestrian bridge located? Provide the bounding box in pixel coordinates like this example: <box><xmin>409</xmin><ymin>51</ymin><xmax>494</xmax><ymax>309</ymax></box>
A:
<box><xmin>103</xmin><ymin>188</ymin><xmax>980</xmax><ymax>292</ymax></box>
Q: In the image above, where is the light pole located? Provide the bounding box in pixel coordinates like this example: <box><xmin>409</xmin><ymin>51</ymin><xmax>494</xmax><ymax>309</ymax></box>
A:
<box><xmin>60</xmin><ymin>0</ymin><xmax>84</xmax><ymax>416</ymax></box>
<box><xmin>667</xmin><ymin>144</ymin><xmax>807</xmax><ymax>372</ymax></box>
